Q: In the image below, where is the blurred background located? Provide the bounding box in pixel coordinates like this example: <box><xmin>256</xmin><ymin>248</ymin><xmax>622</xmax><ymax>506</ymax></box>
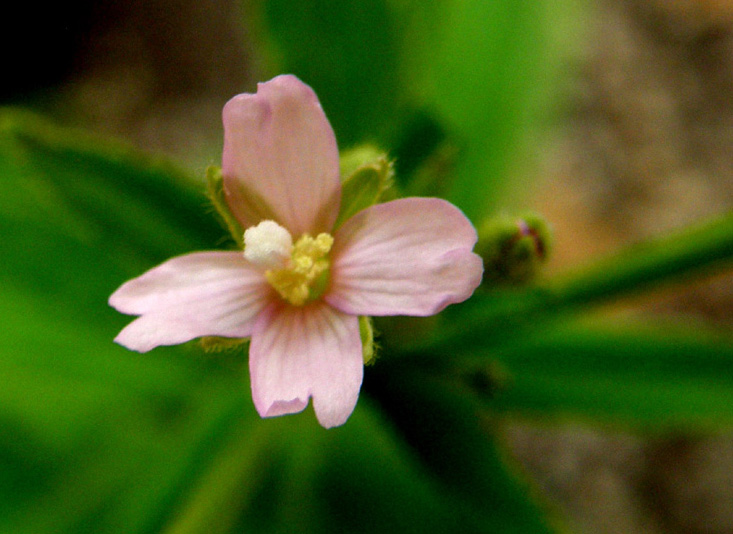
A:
<box><xmin>2</xmin><ymin>1</ymin><xmax>732</xmax><ymax>533</ymax></box>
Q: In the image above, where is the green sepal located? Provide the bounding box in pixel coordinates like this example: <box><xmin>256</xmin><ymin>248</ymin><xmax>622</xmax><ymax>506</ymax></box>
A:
<box><xmin>339</xmin><ymin>145</ymin><xmax>385</xmax><ymax>179</ymax></box>
<box><xmin>359</xmin><ymin>316</ymin><xmax>378</xmax><ymax>365</ymax></box>
<box><xmin>206</xmin><ymin>165</ymin><xmax>244</xmax><ymax>248</ymax></box>
<box><xmin>335</xmin><ymin>148</ymin><xmax>394</xmax><ymax>229</ymax></box>
<box><xmin>476</xmin><ymin>212</ymin><xmax>551</xmax><ymax>286</ymax></box>
<box><xmin>198</xmin><ymin>336</ymin><xmax>250</xmax><ymax>353</ymax></box>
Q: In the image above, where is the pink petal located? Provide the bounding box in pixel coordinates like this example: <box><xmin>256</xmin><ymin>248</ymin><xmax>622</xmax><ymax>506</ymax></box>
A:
<box><xmin>326</xmin><ymin>198</ymin><xmax>484</xmax><ymax>316</ymax></box>
<box><xmin>109</xmin><ymin>252</ymin><xmax>273</xmax><ymax>352</ymax></box>
<box><xmin>249</xmin><ymin>301</ymin><xmax>362</xmax><ymax>429</ymax></box>
<box><xmin>222</xmin><ymin>75</ymin><xmax>341</xmax><ymax>237</ymax></box>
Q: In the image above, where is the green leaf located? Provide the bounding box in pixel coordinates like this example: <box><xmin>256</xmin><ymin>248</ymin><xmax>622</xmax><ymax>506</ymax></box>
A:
<box><xmin>404</xmin><ymin>2</ymin><xmax>538</xmax><ymax>214</ymax></box>
<box><xmin>259</xmin><ymin>0</ymin><xmax>401</xmax><ymax>147</ymax></box>
<box><xmin>485</xmin><ymin>324</ymin><xmax>733</xmax><ymax>430</ymax></box>
<box><xmin>0</xmin><ymin>110</ymin><xmax>219</xmax><ymax>258</ymax></box>
<box><xmin>0</xmin><ymin>110</ymin><xmax>223</xmax><ymax>324</ymax></box>
<box><xmin>368</xmin><ymin>362</ymin><xmax>560</xmax><ymax>533</ymax></box>
<box><xmin>395</xmin><ymin>0</ymin><xmax>571</xmax><ymax>219</ymax></box>
<box><xmin>228</xmin><ymin>404</ymin><xmax>475</xmax><ymax>534</ymax></box>
<box><xmin>163</xmin><ymin>402</ymin><xmax>480</xmax><ymax>534</ymax></box>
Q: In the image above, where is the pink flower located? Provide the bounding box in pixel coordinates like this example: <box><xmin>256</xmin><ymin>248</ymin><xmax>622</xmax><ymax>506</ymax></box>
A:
<box><xmin>109</xmin><ymin>75</ymin><xmax>483</xmax><ymax>428</ymax></box>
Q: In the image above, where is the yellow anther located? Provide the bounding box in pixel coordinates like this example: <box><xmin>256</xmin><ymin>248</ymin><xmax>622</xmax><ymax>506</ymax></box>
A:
<box><xmin>294</xmin><ymin>255</ymin><xmax>314</xmax><ymax>272</ymax></box>
<box><xmin>315</xmin><ymin>233</ymin><xmax>334</xmax><ymax>251</ymax></box>
<box><xmin>265</xmin><ymin>232</ymin><xmax>334</xmax><ymax>306</ymax></box>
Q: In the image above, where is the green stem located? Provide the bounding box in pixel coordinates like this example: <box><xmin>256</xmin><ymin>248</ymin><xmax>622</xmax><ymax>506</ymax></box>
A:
<box><xmin>555</xmin><ymin>210</ymin><xmax>733</xmax><ymax>307</ymax></box>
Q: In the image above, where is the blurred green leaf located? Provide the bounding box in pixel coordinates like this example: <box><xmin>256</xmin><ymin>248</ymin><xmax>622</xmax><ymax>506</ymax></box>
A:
<box><xmin>227</xmin><ymin>405</ymin><xmax>479</xmax><ymax>534</ymax></box>
<box><xmin>485</xmin><ymin>324</ymin><xmax>733</xmax><ymax>429</ymax></box>
<box><xmin>160</xmin><ymin>400</ymin><xmax>475</xmax><ymax>534</ymax></box>
<box><xmin>397</xmin><ymin>1</ymin><xmax>554</xmax><ymax>219</ymax></box>
<box><xmin>259</xmin><ymin>0</ymin><xmax>401</xmax><ymax>147</ymax></box>
<box><xmin>368</xmin><ymin>362</ymin><xmax>559</xmax><ymax>534</ymax></box>
<box><xmin>0</xmin><ymin>275</ymin><xmax>252</xmax><ymax>534</ymax></box>
<box><xmin>0</xmin><ymin>109</ymin><xmax>223</xmax><ymax>325</ymax></box>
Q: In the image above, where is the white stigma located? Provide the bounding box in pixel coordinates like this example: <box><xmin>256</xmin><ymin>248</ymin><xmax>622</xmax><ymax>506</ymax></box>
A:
<box><xmin>243</xmin><ymin>220</ymin><xmax>293</xmax><ymax>269</ymax></box>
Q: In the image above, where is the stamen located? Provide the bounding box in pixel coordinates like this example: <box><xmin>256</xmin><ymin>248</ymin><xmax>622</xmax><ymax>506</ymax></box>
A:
<box><xmin>264</xmin><ymin>232</ymin><xmax>334</xmax><ymax>306</ymax></box>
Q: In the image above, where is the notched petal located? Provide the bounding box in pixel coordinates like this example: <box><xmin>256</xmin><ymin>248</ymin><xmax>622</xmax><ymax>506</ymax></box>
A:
<box><xmin>109</xmin><ymin>252</ymin><xmax>273</xmax><ymax>352</ymax></box>
<box><xmin>249</xmin><ymin>301</ymin><xmax>363</xmax><ymax>428</ymax></box>
<box><xmin>222</xmin><ymin>75</ymin><xmax>342</xmax><ymax>236</ymax></box>
<box><xmin>327</xmin><ymin>197</ymin><xmax>483</xmax><ymax>317</ymax></box>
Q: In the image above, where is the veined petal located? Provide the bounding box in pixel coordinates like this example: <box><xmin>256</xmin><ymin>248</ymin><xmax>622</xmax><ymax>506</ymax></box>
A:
<box><xmin>109</xmin><ymin>252</ymin><xmax>273</xmax><ymax>352</ymax></box>
<box><xmin>327</xmin><ymin>198</ymin><xmax>484</xmax><ymax>316</ymax></box>
<box><xmin>249</xmin><ymin>301</ymin><xmax>362</xmax><ymax>429</ymax></box>
<box><xmin>222</xmin><ymin>75</ymin><xmax>341</xmax><ymax>237</ymax></box>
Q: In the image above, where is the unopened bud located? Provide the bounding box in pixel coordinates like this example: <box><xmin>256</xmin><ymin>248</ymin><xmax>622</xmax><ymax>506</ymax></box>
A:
<box><xmin>476</xmin><ymin>212</ymin><xmax>551</xmax><ymax>285</ymax></box>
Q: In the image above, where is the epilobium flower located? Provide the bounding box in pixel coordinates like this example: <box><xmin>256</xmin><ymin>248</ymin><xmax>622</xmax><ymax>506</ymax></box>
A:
<box><xmin>109</xmin><ymin>75</ymin><xmax>483</xmax><ymax>428</ymax></box>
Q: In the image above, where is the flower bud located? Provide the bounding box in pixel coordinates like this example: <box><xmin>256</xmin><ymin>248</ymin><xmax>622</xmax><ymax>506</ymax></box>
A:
<box><xmin>476</xmin><ymin>212</ymin><xmax>551</xmax><ymax>285</ymax></box>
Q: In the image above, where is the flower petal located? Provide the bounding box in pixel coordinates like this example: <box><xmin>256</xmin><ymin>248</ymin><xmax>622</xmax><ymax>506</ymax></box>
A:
<box><xmin>249</xmin><ymin>301</ymin><xmax>362</xmax><ymax>429</ymax></box>
<box><xmin>326</xmin><ymin>198</ymin><xmax>484</xmax><ymax>316</ymax></box>
<box><xmin>109</xmin><ymin>252</ymin><xmax>273</xmax><ymax>352</ymax></box>
<box><xmin>222</xmin><ymin>75</ymin><xmax>341</xmax><ymax>237</ymax></box>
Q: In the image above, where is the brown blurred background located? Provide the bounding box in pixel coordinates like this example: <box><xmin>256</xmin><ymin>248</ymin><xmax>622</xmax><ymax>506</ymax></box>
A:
<box><xmin>521</xmin><ymin>2</ymin><xmax>733</xmax><ymax>533</ymax></box>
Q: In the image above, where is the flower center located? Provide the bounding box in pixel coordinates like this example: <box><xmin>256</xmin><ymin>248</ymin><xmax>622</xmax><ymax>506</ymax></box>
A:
<box><xmin>243</xmin><ymin>220</ymin><xmax>334</xmax><ymax>306</ymax></box>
